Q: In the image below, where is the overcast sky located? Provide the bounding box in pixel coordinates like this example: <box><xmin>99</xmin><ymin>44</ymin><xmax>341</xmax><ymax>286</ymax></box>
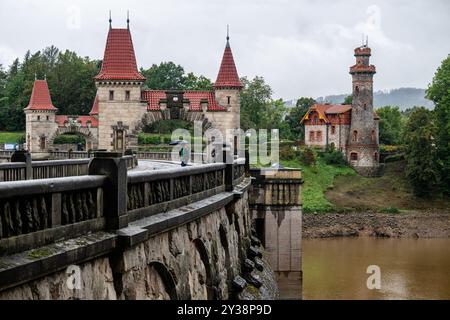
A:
<box><xmin>0</xmin><ymin>0</ymin><xmax>449</xmax><ymax>99</ymax></box>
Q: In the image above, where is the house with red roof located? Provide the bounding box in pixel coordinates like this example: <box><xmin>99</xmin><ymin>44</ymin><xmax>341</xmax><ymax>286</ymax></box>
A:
<box><xmin>301</xmin><ymin>43</ymin><xmax>381</xmax><ymax>177</ymax></box>
<box><xmin>25</xmin><ymin>18</ymin><xmax>242</xmax><ymax>154</ymax></box>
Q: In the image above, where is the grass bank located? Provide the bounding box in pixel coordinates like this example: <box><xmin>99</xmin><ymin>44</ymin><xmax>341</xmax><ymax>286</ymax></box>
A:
<box><xmin>0</xmin><ymin>132</ymin><xmax>24</xmax><ymax>144</ymax></box>
<box><xmin>279</xmin><ymin>158</ymin><xmax>355</xmax><ymax>213</ymax></box>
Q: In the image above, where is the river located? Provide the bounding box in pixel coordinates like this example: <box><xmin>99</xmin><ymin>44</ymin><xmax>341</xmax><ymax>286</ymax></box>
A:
<box><xmin>302</xmin><ymin>237</ymin><xmax>450</xmax><ymax>300</ymax></box>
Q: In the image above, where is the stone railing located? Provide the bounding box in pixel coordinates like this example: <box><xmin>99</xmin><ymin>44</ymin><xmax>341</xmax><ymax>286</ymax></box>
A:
<box><xmin>0</xmin><ymin>175</ymin><xmax>107</xmax><ymax>256</ymax></box>
<box><xmin>0</xmin><ymin>151</ymin><xmax>246</xmax><ymax>257</ymax></box>
<box><xmin>50</xmin><ymin>150</ymin><xmax>91</xmax><ymax>159</ymax></box>
<box><xmin>0</xmin><ymin>151</ymin><xmax>14</xmax><ymax>159</ymax></box>
<box><xmin>127</xmin><ymin>163</ymin><xmax>226</xmax><ymax>222</ymax></box>
<box><xmin>0</xmin><ymin>152</ymin><xmax>137</xmax><ymax>182</ymax></box>
<box><xmin>136</xmin><ymin>151</ymin><xmax>206</xmax><ymax>162</ymax></box>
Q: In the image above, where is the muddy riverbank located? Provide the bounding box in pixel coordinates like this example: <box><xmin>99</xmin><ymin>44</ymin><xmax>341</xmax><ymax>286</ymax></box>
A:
<box><xmin>303</xmin><ymin>211</ymin><xmax>450</xmax><ymax>238</ymax></box>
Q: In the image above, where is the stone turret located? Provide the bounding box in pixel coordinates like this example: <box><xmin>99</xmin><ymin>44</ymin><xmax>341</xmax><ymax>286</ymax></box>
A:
<box><xmin>24</xmin><ymin>79</ymin><xmax>58</xmax><ymax>153</ymax></box>
<box><xmin>94</xmin><ymin>22</ymin><xmax>147</xmax><ymax>151</ymax></box>
<box><xmin>213</xmin><ymin>30</ymin><xmax>242</xmax><ymax>152</ymax></box>
<box><xmin>347</xmin><ymin>44</ymin><xmax>380</xmax><ymax>176</ymax></box>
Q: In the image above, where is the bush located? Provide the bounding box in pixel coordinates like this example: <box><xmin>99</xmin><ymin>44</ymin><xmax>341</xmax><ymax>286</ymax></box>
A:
<box><xmin>300</xmin><ymin>147</ymin><xmax>317</xmax><ymax>166</ymax></box>
<box><xmin>163</xmin><ymin>136</ymin><xmax>172</xmax><ymax>144</ymax></box>
<box><xmin>138</xmin><ymin>134</ymin><xmax>161</xmax><ymax>145</ymax></box>
<box><xmin>53</xmin><ymin>134</ymin><xmax>84</xmax><ymax>144</ymax></box>
<box><xmin>384</xmin><ymin>153</ymin><xmax>405</xmax><ymax>163</ymax></box>
<box><xmin>280</xmin><ymin>145</ymin><xmax>296</xmax><ymax>160</ymax></box>
<box><xmin>380</xmin><ymin>207</ymin><xmax>400</xmax><ymax>214</ymax></box>
<box><xmin>321</xmin><ymin>149</ymin><xmax>348</xmax><ymax>166</ymax></box>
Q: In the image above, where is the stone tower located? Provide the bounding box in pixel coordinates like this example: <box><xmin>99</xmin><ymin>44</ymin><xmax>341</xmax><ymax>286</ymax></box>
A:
<box><xmin>347</xmin><ymin>43</ymin><xmax>380</xmax><ymax>176</ymax></box>
<box><xmin>213</xmin><ymin>31</ymin><xmax>242</xmax><ymax>152</ymax></box>
<box><xmin>24</xmin><ymin>79</ymin><xmax>58</xmax><ymax>154</ymax></box>
<box><xmin>94</xmin><ymin>20</ymin><xmax>147</xmax><ymax>151</ymax></box>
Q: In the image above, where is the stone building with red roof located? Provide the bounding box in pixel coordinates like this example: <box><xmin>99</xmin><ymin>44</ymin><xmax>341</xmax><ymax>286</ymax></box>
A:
<box><xmin>301</xmin><ymin>43</ymin><xmax>380</xmax><ymax>176</ymax></box>
<box><xmin>25</xmin><ymin>18</ymin><xmax>242</xmax><ymax>154</ymax></box>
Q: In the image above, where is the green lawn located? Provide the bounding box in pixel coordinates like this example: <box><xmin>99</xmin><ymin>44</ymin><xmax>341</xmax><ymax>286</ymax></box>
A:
<box><xmin>279</xmin><ymin>158</ymin><xmax>355</xmax><ymax>213</ymax></box>
<box><xmin>0</xmin><ymin>132</ymin><xmax>25</xmax><ymax>144</ymax></box>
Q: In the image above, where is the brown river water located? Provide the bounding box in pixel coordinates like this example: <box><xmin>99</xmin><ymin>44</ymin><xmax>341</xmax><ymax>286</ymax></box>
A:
<box><xmin>302</xmin><ymin>237</ymin><xmax>450</xmax><ymax>300</ymax></box>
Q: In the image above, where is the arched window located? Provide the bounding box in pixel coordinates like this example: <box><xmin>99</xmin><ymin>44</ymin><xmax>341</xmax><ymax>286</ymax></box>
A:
<box><xmin>350</xmin><ymin>152</ymin><xmax>358</xmax><ymax>161</ymax></box>
<box><xmin>352</xmin><ymin>130</ymin><xmax>358</xmax><ymax>142</ymax></box>
<box><xmin>331</xmin><ymin>125</ymin><xmax>336</xmax><ymax>135</ymax></box>
<box><xmin>355</xmin><ymin>86</ymin><xmax>359</xmax><ymax>94</ymax></box>
<box><xmin>313</xmin><ymin>115</ymin><xmax>318</xmax><ymax>125</ymax></box>
<box><xmin>309</xmin><ymin>131</ymin><xmax>315</xmax><ymax>142</ymax></box>
<box><xmin>374</xmin><ymin>152</ymin><xmax>378</xmax><ymax>161</ymax></box>
<box><xmin>371</xmin><ymin>130</ymin><xmax>376</xmax><ymax>142</ymax></box>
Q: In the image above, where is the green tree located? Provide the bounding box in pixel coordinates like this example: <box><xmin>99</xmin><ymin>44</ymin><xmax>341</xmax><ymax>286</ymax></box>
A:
<box><xmin>285</xmin><ymin>97</ymin><xmax>316</xmax><ymax>141</ymax></box>
<box><xmin>427</xmin><ymin>55</ymin><xmax>450</xmax><ymax>194</ymax></box>
<box><xmin>183</xmin><ymin>73</ymin><xmax>213</xmax><ymax>91</ymax></box>
<box><xmin>0</xmin><ymin>47</ymin><xmax>99</xmax><ymax>131</ymax></box>
<box><xmin>343</xmin><ymin>95</ymin><xmax>352</xmax><ymax>104</ymax></box>
<box><xmin>240</xmin><ymin>76</ymin><xmax>272</xmax><ymax>130</ymax></box>
<box><xmin>141</xmin><ymin>62</ymin><xmax>185</xmax><ymax>90</ymax></box>
<box><xmin>377</xmin><ymin>106</ymin><xmax>403</xmax><ymax>145</ymax></box>
<box><xmin>402</xmin><ymin>107</ymin><xmax>439</xmax><ymax>197</ymax></box>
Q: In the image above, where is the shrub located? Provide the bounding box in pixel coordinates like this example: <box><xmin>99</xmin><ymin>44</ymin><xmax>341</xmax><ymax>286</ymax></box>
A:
<box><xmin>300</xmin><ymin>147</ymin><xmax>317</xmax><ymax>166</ymax></box>
<box><xmin>384</xmin><ymin>153</ymin><xmax>405</xmax><ymax>163</ymax></box>
<box><xmin>53</xmin><ymin>134</ymin><xmax>84</xmax><ymax>144</ymax></box>
<box><xmin>321</xmin><ymin>149</ymin><xmax>348</xmax><ymax>166</ymax></box>
<box><xmin>280</xmin><ymin>145</ymin><xmax>296</xmax><ymax>160</ymax></box>
<box><xmin>380</xmin><ymin>207</ymin><xmax>400</xmax><ymax>214</ymax></box>
<box><xmin>138</xmin><ymin>134</ymin><xmax>161</xmax><ymax>145</ymax></box>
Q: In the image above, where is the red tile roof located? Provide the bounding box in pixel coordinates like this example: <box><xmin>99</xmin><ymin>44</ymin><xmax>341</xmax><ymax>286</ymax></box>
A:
<box><xmin>214</xmin><ymin>41</ymin><xmax>242</xmax><ymax>88</ymax></box>
<box><xmin>141</xmin><ymin>90</ymin><xmax>226</xmax><ymax>111</ymax></box>
<box><xmin>94</xmin><ymin>28</ymin><xmax>145</xmax><ymax>81</ymax></box>
<box><xmin>184</xmin><ymin>91</ymin><xmax>225</xmax><ymax>111</ymax></box>
<box><xmin>89</xmin><ymin>94</ymin><xmax>99</xmax><ymax>116</ymax></box>
<box><xmin>325</xmin><ymin>105</ymin><xmax>352</xmax><ymax>114</ymax></box>
<box><xmin>141</xmin><ymin>90</ymin><xmax>166</xmax><ymax>111</ymax></box>
<box><xmin>355</xmin><ymin>46</ymin><xmax>372</xmax><ymax>56</ymax></box>
<box><xmin>24</xmin><ymin>80</ymin><xmax>58</xmax><ymax>111</ymax></box>
<box><xmin>55</xmin><ymin>115</ymin><xmax>98</xmax><ymax>128</ymax></box>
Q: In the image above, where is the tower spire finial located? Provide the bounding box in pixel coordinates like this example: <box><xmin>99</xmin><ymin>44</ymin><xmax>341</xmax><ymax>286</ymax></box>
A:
<box><xmin>127</xmin><ymin>10</ymin><xmax>130</xmax><ymax>30</ymax></box>
<box><xmin>227</xmin><ymin>24</ymin><xmax>229</xmax><ymax>41</ymax></box>
<box><xmin>366</xmin><ymin>35</ymin><xmax>369</xmax><ymax>47</ymax></box>
<box><xmin>109</xmin><ymin>10</ymin><xmax>112</xmax><ymax>29</ymax></box>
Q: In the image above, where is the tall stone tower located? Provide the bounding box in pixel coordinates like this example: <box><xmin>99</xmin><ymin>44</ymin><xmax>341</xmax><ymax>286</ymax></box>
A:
<box><xmin>347</xmin><ymin>43</ymin><xmax>380</xmax><ymax>176</ymax></box>
<box><xmin>94</xmin><ymin>18</ymin><xmax>147</xmax><ymax>151</ymax></box>
<box><xmin>24</xmin><ymin>79</ymin><xmax>58</xmax><ymax>154</ymax></box>
<box><xmin>213</xmin><ymin>30</ymin><xmax>242</xmax><ymax>151</ymax></box>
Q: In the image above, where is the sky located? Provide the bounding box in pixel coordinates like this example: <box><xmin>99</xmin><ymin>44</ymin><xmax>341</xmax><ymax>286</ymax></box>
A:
<box><xmin>0</xmin><ymin>0</ymin><xmax>449</xmax><ymax>100</ymax></box>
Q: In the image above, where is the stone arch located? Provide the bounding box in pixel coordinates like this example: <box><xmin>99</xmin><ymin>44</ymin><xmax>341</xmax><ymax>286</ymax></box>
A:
<box><xmin>189</xmin><ymin>238</ymin><xmax>214</xmax><ymax>300</ymax></box>
<box><xmin>147</xmin><ymin>261</ymin><xmax>178</xmax><ymax>300</ymax></box>
<box><xmin>48</xmin><ymin>126</ymin><xmax>98</xmax><ymax>150</ymax></box>
<box><xmin>134</xmin><ymin>110</ymin><xmax>215</xmax><ymax>135</ymax></box>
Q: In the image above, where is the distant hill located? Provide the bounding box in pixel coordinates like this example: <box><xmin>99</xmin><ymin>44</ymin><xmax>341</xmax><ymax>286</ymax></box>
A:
<box><xmin>315</xmin><ymin>88</ymin><xmax>434</xmax><ymax>110</ymax></box>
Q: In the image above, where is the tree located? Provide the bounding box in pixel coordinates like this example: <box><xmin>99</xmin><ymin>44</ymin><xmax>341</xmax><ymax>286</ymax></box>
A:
<box><xmin>240</xmin><ymin>76</ymin><xmax>273</xmax><ymax>130</ymax></box>
<box><xmin>141</xmin><ymin>62</ymin><xmax>185</xmax><ymax>90</ymax></box>
<box><xmin>0</xmin><ymin>47</ymin><xmax>100</xmax><ymax>131</ymax></box>
<box><xmin>285</xmin><ymin>97</ymin><xmax>316</xmax><ymax>141</ymax></box>
<box><xmin>402</xmin><ymin>107</ymin><xmax>439</xmax><ymax>197</ymax></box>
<box><xmin>427</xmin><ymin>55</ymin><xmax>450</xmax><ymax>194</ymax></box>
<box><xmin>183</xmin><ymin>73</ymin><xmax>213</xmax><ymax>91</ymax></box>
<box><xmin>343</xmin><ymin>95</ymin><xmax>352</xmax><ymax>105</ymax></box>
<box><xmin>377</xmin><ymin>106</ymin><xmax>403</xmax><ymax>145</ymax></box>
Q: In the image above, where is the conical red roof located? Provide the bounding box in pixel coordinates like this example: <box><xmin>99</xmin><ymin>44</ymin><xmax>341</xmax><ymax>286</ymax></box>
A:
<box><xmin>214</xmin><ymin>41</ymin><xmax>242</xmax><ymax>88</ymax></box>
<box><xmin>24</xmin><ymin>80</ymin><xmax>57</xmax><ymax>111</ymax></box>
<box><xmin>95</xmin><ymin>28</ymin><xmax>145</xmax><ymax>81</ymax></box>
<box><xmin>89</xmin><ymin>94</ymin><xmax>99</xmax><ymax>116</ymax></box>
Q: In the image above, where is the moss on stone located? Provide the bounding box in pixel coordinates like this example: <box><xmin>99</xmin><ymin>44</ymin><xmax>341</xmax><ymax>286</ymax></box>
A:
<box><xmin>27</xmin><ymin>248</ymin><xmax>53</xmax><ymax>259</ymax></box>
